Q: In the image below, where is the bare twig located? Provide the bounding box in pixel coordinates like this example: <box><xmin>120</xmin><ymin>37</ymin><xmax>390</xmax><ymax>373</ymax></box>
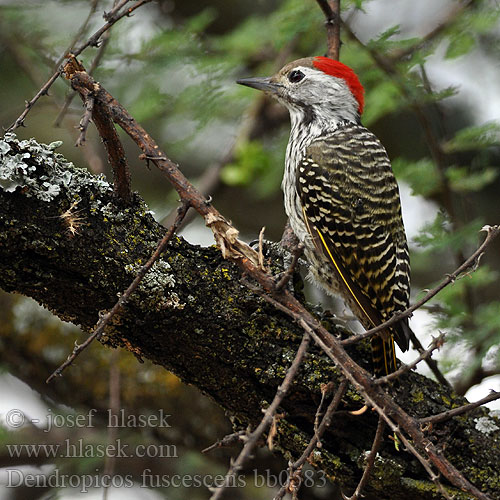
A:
<box><xmin>407</xmin><ymin>328</ymin><xmax>451</xmax><ymax>388</ymax></box>
<box><xmin>76</xmin><ymin>94</ymin><xmax>95</xmax><ymax>147</ymax></box>
<box><xmin>46</xmin><ymin>201</ymin><xmax>190</xmax><ymax>383</ymax></box>
<box><xmin>202</xmin><ymin>431</ymin><xmax>247</xmax><ymax>454</ymax></box>
<box><xmin>420</xmin><ymin>391</ymin><xmax>500</xmax><ymax>425</ymax></box>
<box><xmin>54</xmin><ymin>26</ymin><xmax>113</xmax><ymax>128</ymax></box>
<box><xmin>68</xmin><ymin>56</ymin><xmax>132</xmax><ymax>203</ymax></box>
<box><xmin>274</xmin><ymin>378</ymin><xmax>348</xmax><ymax>500</ymax></box>
<box><xmin>341</xmin><ymin>225</ymin><xmax>500</xmax><ymax>345</ymax></box>
<box><xmin>342</xmin><ymin>416</ymin><xmax>385</xmax><ymax>500</ymax></box>
<box><xmin>275</xmin><ymin>242</ymin><xmax>304</xmax><ymax>291</ymax></box>
<box><xmin>290</xmin><ymin>314</ymin><xmax>490</xmax><ymax>500</ymax></box>
<box><xmin>53</xmin><ymin>0</ymin><xmax>101</xmax><ymax>73</ymax></box>
<box><xmin>209</xmin><ymin>332</ymin><xmax>310</xmax><ymax>500</ymax></box>
<box><xmin>93</xmin><ymin>104</ymin><xmax>132</xmax><ymax>204</ymax></box>
<box><xmin>313</xmin><ymin>381</ymin><xmax>334</xmax><ymax>437</ymax></box>
<box><xmin>6</xmin><ymin>0</ymin><xmax>152</xmax><ymax>132</ymax></box>
<box><xmin>375</xmin><ymin>333</ymin><xmax>446</xmax><ymax>385</ymax></box>
<box><xmin>64</xmin><ymin>64</ymin><xmax>495</xmax><ymax>500</ymax></box>
<box><xmin>316</xmin><ymin>0</ymin><xmax>341</xmax><ymax>59</ymax></box>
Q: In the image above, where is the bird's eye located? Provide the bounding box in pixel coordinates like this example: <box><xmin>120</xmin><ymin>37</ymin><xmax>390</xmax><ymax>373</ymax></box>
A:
<box><xmin>288</xmin><ymin>70</ymin><xmax>305</xmax><ymax>83</ymax></box>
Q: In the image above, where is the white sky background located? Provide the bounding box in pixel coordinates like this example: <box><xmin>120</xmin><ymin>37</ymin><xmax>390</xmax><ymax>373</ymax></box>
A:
<box><xmin>1</xmin><ymin>0</ymin><xmax>500</xmax><ymax>498</ymax></box>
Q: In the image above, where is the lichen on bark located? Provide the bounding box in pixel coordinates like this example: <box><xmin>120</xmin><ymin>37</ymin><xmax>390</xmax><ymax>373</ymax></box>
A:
<box><xmin>1</xmin><ymin>134</ymin><xmax>499</xmax><ymax>499</ymax></box>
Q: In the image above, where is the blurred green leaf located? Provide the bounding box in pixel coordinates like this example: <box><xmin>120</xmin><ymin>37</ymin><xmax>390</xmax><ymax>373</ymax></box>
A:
<box><xmin>392</xmin><ymin>158</ymin><xmax>441</xmax><ymax>197</ymax></box>
<box><xmin>362</xmin><ymin>80</ymin><xmax>400</xmax><ymax>125</ymax></box>
<box><xmin>443</xmin><ymin>122</ymin><xmax>500</xmax><ymax>152</ymax></box>
<box><xmin>222</xmin><ymin>141</ymin><xmax>272</xmax><ymax>186</ymax></box>
<box><xmin>446</xmin><ymin>165</ymin><xmax>499</xmax><ymax>192</ymax></box>
<box><xmin>413</xmin><ymin>213</ymin><xmax>484</xmax><ymax>253</ymax></box>
<box><xmin>445</xmin><ymin>31</ymin><xmax>476</xmax><ymax>59</ymax></box>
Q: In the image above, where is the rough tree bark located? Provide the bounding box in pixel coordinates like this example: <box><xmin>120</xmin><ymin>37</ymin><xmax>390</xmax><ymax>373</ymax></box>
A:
<box><xmin>1</xmin><ymin>134</ymin><xmax>499</xmax><ymax>499</ymax></box>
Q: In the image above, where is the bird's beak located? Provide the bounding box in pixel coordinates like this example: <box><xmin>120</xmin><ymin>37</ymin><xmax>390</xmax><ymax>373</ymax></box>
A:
<box><xmin>237</xmin><ymin>77</ymin><xmax>278</xmax><ymax>94</ymax></box>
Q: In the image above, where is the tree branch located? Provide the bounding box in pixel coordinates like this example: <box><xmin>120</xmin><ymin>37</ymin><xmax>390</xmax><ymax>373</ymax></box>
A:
<box><xmin>2</xmin><ymin>134</ymin><xmax>500</xmax><ymax>498</ymax></box>
<box><xmin>6</xmin><ymin>0</ymin><xmax>153</xmax><ymax>132</ymax></box>
<box><xmin>210</xmin><ymin>332</ymin><xmax>310</xmax><ymax>500</ymax></box>
<box><xmin>316</xmin><ymin>0</ymin><xmax>341</xmax><ymax>59</ymax></box>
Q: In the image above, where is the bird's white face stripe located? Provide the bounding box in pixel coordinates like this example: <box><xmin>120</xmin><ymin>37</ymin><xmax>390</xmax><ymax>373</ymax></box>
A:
<box><xmin>272</xmin><ymin>65</ymin><xmax>361</xmax><ymax>126</ymax></box>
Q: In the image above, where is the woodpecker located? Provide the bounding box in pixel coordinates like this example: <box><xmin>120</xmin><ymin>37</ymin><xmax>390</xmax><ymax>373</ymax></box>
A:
<box><xmin>237</xmin><ymin>57</ymin><xmax>411</xmax><ymax>376</ymax></box>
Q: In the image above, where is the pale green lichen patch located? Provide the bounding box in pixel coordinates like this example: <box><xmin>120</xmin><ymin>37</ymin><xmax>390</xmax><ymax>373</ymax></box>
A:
<box><xmin>474</xmin><ymin>416</ymin><xmax>499</xmax><ymax>434</ymax></box>
<box><xmin>0</xmin><ymin>133</ymin><xmax>111</xmax><ymax>202</ymax></box>
<box><xmin>130</xmin><ymin>259</ymin><xmax>184</xmax><ymax>311</ymax></box>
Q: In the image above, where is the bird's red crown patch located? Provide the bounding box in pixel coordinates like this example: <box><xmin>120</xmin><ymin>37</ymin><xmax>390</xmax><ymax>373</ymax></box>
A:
<box><xmin>313</xmin><ymin>57</ymin><xmax>365</xmax><ymax>114</ymax></box>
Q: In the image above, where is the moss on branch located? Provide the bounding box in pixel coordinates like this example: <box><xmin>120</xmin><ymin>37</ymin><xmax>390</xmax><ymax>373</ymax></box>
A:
<box><xmin>1</xmin><ymin>134</ymin><xmax>499</xmax><ymax>499</ymax></box>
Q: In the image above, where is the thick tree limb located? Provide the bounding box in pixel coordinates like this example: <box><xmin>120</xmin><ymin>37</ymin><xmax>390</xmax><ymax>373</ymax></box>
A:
<box><xmin>1</xmin><ymin>135</ymin><xmax>500</xmax><ymax>499</ymax></box>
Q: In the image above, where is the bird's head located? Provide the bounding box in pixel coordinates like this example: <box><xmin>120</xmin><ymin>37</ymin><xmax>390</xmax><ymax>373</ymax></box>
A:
<box><xmin>237</xmin><ymin>57</ymin><xmax>364</xmax><ymax>126</ymax></box>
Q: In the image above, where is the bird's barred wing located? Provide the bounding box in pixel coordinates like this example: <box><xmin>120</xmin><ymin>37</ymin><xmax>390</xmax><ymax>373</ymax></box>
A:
<box><xmin>297</xmin><ymin>125</ymin><xmax>410</xmax><ymax>351</ymax></box>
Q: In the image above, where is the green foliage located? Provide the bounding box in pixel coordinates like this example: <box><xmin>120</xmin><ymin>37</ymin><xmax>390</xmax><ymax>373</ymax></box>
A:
<box><xmin>343</xmin><ymin>0</ymin><xmax>368</xmax><ymax>10</ymax></box>
<box><xmin>444</xmin><ymin>123</ymin><xmax>500</xmax><ymax>152</ymax></box>
<box><xmin>413</xmin><ymin>213</ymin><xmax>484</xmax><ymax>254</ymax></box>
<box><xmin>221</xmin><ymin>138</ymin><xmax>285</xmax><ymax>198</ymax></box>
<box><xmin>222</xmin><ymin>141</ymin><xmax>271</xmax><ymax>186</ymax></box>
<box><xmin>474</xmin><ymin>301</ymin><xmax>500</xmax><ymax>355</ymax></box>
<box><xmin>445</xmin><ymin>31</ymin><xmax>476</xmax><ymax>59</ymax></box>
<box><xmin>1</xmin><ymin>0</ymin><xmax>499</xmax><ymax>410</ymax></box>
<box><xmin>366</xmin><ymin>25</ymin><xmax>402</xmax><ymax>51</ymax></box>
<box><xmin>392</xmin><ymin>158</ymin><xmax>440</xmax><ymax>197</ymax></box>
<box><xmin>362</xmin><ymin>79</ymin><xmax>401</xmax><ymax>125</ymax></box>
<box><xmin>446</xmin><ymin>165</ymin><xmax>498</xmax><ymax>193</ymax></box>
<box><xmin>445</xmin><ymin>6</ymin><xmax>500</xmax><ymax>59</ymax></box>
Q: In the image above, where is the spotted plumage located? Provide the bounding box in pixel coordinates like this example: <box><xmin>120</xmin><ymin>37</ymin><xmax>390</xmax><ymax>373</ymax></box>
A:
<box><xmin>238</xmin><ymin>57</ymin><xmax>412</xmax><ymax>375</ymax></box>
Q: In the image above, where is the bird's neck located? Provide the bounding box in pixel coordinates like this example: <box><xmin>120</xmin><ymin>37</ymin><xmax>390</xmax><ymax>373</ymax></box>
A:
<box><xmin>286</xmin><ymin>106</ymin><xmax>355</xmax><ymax>168</ymax></box>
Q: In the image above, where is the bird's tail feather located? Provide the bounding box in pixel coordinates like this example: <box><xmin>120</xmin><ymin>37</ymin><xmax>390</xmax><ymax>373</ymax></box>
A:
<box><xmin>371</xmin><ymin>335</ymin><xmax>398</xmax><ymax>376</ymax></box>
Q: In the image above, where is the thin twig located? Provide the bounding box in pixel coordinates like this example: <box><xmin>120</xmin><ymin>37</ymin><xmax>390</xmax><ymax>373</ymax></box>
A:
<box><xmin>209</xmin><ymin>332</ymin><xmax>310</xmax><ymax>500</ymax></box>
<box><xmin>46</xmin><ymin>201</ymin><xmax>190</xmax><ymax>383</ymax></box>
<box><xmin>407</xmin><ymin>328</ymin><xmax>451</xmax><ymax>388</ymax></box>
<box><xmin>375</xmin><ymin>333</ymin><xmax>446</xmax><ymax>385</ymax></box>
<box><xmin>274</xmin><ymin>378</ymin><xmax>348</xmax><ymax>500</ymax></box>
<box><xmin>52</xmin><ymin>0</ymin><xmax>101</xmax><ymax>73</ymax></box>
<box><xmin>315</xmin><ymin>0</ymin><xmax>341</xmax><ymax>59</ymax></box>
<box><xmin>314</xmin><ymin>381</ymin><xmax>334</xmax><ymax>438</ymax></box>
<box><xmin>64</xmin><ymin>64</ymin><xmax>495</xmax><ymax>500</ymax></box>
<box><xmin>341</xmin><ymin>225</ymin><xmax>500</xmax><ymax>345</ymax></box>
<box><xmin>275</xmin><ymin>243</ymin><xmax>304</xmax><ymax>291</ymax></box>
<box><xmin>55</xmin><ymin>25</ymin><xmax>113</xmax><ymax>128</ymax></box>
<box><xmin>6</xmin><ymin>0</ymin><xmax>152</xmax><ymax>132</ymax></box>
<box><xmin>420</xmin><ymin>391</ymin><xmax>500</xmax><ymax>425</ymax></box>
<box><xmin>76</xmin><ymin>94</ymin><xmax>95</xmax><ymax>146</ymax></box>
<box><xmin>202</xmin><ymin>431</ymin><xmax>247</xmax><ymax>454</ymax></box>
<box><xmin>290</xmin><ymin>315</ymin><xmax>490</xmax><ymax>500</ymax></box>
<box><xmin>69</xmin><ymin>57</ymin><xmax>132</xmax><ymax>203</ymax></box>
<box><xmin>342</xmin><ymin>416</ymin><xmax>385</xmax><ymax>500</ymax></box>
<box><xmin>5</xmin><ymin>0</ymin><xmax>101</xmax><ymax>132</ymax></box>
